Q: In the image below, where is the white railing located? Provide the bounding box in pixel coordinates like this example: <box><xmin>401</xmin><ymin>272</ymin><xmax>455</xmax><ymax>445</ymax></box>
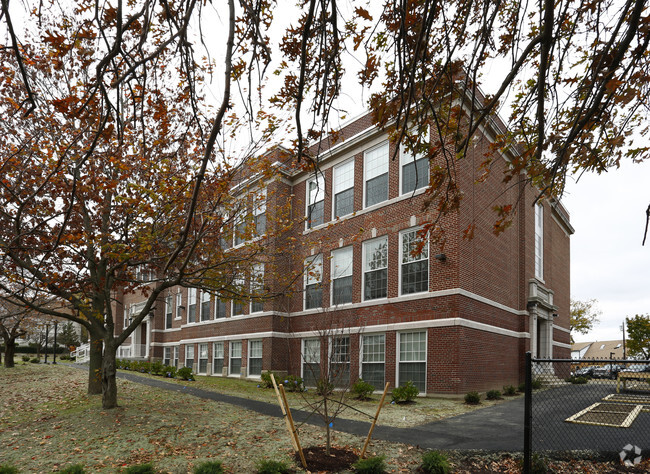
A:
<box><xmin>71</xmin><ymin>343</ymin><xmax>91</xmax><ymax>363</ymax></box>
<box><xmin>117</xmin><ymin>344</ymin><xmax>147</xmax><ymax>359</ymax></box>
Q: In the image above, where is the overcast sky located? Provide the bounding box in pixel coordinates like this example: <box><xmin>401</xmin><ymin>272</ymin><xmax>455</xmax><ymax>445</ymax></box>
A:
<box><xmin>562</xmin><ymin>160</ymin><xmax>650</xmax><ymax>343</ymax></box>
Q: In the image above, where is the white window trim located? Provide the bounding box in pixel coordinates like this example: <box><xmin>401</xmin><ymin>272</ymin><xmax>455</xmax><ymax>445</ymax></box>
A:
<box><xmin>396</xmin><ymin>330</ymin><xmax>427</xmax><ymax>394</ymax></box>
<box><xmin>229</xmin><ymin>341</ymin><xmax>243</xmax><ymax>377</ymax></box>
<box><xmin>305</xmin><ymin>174</ymin><xmax>325</xmax><ymax>229</ymax></box>
<box><xmin>301</xmin><ymin>338</ymin><xmax>321</xmax><ymax>380</ymax></box>
<box><xmin>363</xmin><ymin>141</ymin><xmax>389</xmax><ymax>209</ymax></box>
<box><xmin>175</xmin><ymin>290</ymin><xmax>183</xmax><ymax>320</ymax></box>
<box><xmin>359</xmin><ymin>333</ymin><xmax>386</xmax><ymax>382</ymax></box>
<box><xmin>330</xmin><ymin>246</ymin><xmax>354</xmax><ymax>307</ymax></box>
<box><xmin>398</xmin><ymin>227</ymin><xmax>429</xmax><ymax>296</ymax></box>
<box><xmin>250</xmin><ymin>263</ymin><xmax>265</xmax><ymax>314</ymax></box>
<box><xmin>185</xmin><ymin>344</ymin><xmax>195</xmax><ymax>369</ymax></box>
<box><xmin>399</xmin><ymin>126</ymin><xmax>430</xmax><ymax>196</ymax></box>
<box><xmin>304</xmin><ymin>254</ymin><xmax>323</xmax><ymax>310</ymax></box>
<box><xmin>362</xmin><ymin>236</ymin><xmax>389</xmax><ymax>302</ymax></box>
<box><xmin>197</xmin><ymin>343</ymin><xmax>209</xmax><ymax>374</ymax></box>
<box><xmin>248</xmin><ymin>339</ymin><xmax>263</xmax><ymax>378</ymax></box>
<box><xmin>332</xmin><ymin>158</ymin><xmax>355</xmax><ymax>219</ymax></box>
<box><xmin>187</xmin><ymin>288</ymin><xmax>197</xmax><ymax>324</ymax></box>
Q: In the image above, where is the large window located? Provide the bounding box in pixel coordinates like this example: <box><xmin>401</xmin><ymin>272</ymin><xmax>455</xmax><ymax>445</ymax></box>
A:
<box><xmin>185</xmin><ymin>344</ymin><xmax>195</xmax><ymax>369</ymax></box>
<box><xmin>306</xmin><ymin>174</ymin><xmax>325</xmax><ymax>228</ymax></box>
<box><xmin>213</xmin><ymin>342</ymin><xmax>224</xmax><ymax>375</ymax></box>
<box><xmin>200</xmin><ymin>291</ymin><xmax>211</xmax><ymax>322</ymax></box>
<box><xmin>331</xmin><ymin>246</ymin><xmax>353</xmax><ymax>305</ymax></box>
<box><xmin>248</xmin><ymin>340</ymin><xmax>263</xmax><ymax>376</ymax></box>
<box><xmin>361</xmin><ymin>334</ymin><xmax>385</xmax><ymax>390</ymax></box>
<box><xmin>333</xmin><ymin>160</ymin><xmax>354</xmax><ymax>218</ymax></box>
<box><xmin>400</xmin><ymin>229</ymin><xmax>429</xmax><ymax>295</ymax></box>
<box><xmin>229</xmin><ymin>341</ymin><xmax>242</xmax><ymax>375</ymax></box>
<box><xmin>364</xmin><ymin>237</ymin><xmax>388</xmax><ymax>300</ymax></box>
<box><xmin>302</xmin><ymin>339</ymin><xmax>321</xmax><ymax>387</ymax></box>
<box><xmin>535</xmin><ymin>203</ymin><xmax>544</xmax><ymax>280</ymax></box>
<box><xmin>232</xmin><ymin>276</ymin><xmax>245</xmax><ymax>316</ymax></box>
<box><xmin>187</xmin><ymin>288</ymin><xmax>197</xmax><ymax>323</ymax></box>
<box><xmin>251</xmin><ymin>264</ymin><xmax>264</xmax><ymax>313</ymax></box>
<box><xmin>305</xmin><ymin>254</ymin><xmax>323</xmax><ymax>310</ymax></box>
<box><xmin>364</xmin><ymin>142</ymin><xmax>389</xmax><ymax>207</ymax></box>
<box><xmin>163</xmin><ymin>347</ymin><xmax>172</xmax><ymax>366</ymax></box>
<box><xmin>234</xmin><ymin>209</ymin><xmax>246</xmax><ymax>246</ymax></box>
<box><xmin>398</xmin><ymin>331</ymin><xmax>426</xmax><ymax>392</ymax></box>
<box><xmin>253</xmin><ymin>189</ymin><xmax>267</xmax><ymax>236</ymax></box>
<box><xmin>173</xmin><ymin>346</ymin><xmax>179</xmax><ymax>368</ymax></box>
<box><xmin>175</xmin><ymin>290</ymin><xmax>183</xmax><ymax>319</ymax></box>
<box><xmin>198</xmin><ymin>343</ymin><xmax>209</xmax><ymax>374</ymax></box>
<box><xmin>165</xmin><ymin>295</ymin><xmax>173</xmax><ymax>329</ymax></box>
<box><xmin>401</xmin><ymin>128</ymin><xmax>429</xmax><ymax>194</ymax></box>
<box><xmin>331</xmin><ymin>336</ymin><xmax>350</xmax><ymax>388</ymax></box>
<box><xmin>214</xmin><ymin>296</ymin><xmax>227</xmax><ymax>319</ymax></box>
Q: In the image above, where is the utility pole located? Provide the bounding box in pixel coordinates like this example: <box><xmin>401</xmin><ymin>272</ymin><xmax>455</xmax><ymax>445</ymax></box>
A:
<box><xmin>621</xmin><ymin>321</ymin><xmax>627</xmax><ymax>359</ymax></box>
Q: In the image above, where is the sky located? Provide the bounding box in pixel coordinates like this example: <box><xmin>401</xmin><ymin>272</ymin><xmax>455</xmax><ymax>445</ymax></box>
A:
<box><xmin>562</xmin><ymin>160</ymin><xmax>650</xmax><ymax>343</ymax></box>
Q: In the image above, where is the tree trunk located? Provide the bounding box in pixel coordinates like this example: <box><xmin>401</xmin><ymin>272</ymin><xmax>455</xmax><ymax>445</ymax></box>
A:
<box><xmin>88</xmin><ymin>332</ymin><xmax>103</xmax><ymax>395</ymax></box>
<box><xmin>101</xmin><ymin>339</ymin><xmax>118</xmax><ymax>409</ymax></box>
<box><xmin>4</xmin><ymin>339</ymin><xmax>16</xmax><ymax>368</ymax></box>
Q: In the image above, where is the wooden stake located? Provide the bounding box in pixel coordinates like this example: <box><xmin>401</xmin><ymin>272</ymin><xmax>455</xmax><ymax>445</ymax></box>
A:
<box><xmin>361</xmin><ymin>382</ymin><xmax>390</xmax><ymax>458</ymax></box>
<box><xmin>279</xmin><ymin>383</ymin><xmax>307</xmax><ymax>469</ymax></box>
<box><xmin>270</xmin><ymin>374</ymin><xmax>298</xmax><ymax>451</ymax></box>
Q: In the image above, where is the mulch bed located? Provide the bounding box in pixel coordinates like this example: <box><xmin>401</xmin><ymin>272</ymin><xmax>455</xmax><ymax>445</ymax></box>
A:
<box><xmin>296</xmin><ymin>445</ymin><xmax>358</xmax><ymax>472</ymax></box>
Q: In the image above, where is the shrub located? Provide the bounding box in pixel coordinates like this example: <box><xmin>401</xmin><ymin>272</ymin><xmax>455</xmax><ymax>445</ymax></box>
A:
<box><xmin>59</xmin><ymin>354</ymin><xmax>71</xmax><ymax>361</ymax></box>
<box><xmin>315</xmin><ymin>378</ymin><xmax>334</xmax><ymax>396</ymax></box>
<box><xmin>22</xmin><ymin>355</ymin><xmax>30</xmax><ymax>362</ymax></box>
<box><xmin>278</xmin><ymin>374</ymin><xmax>302</xmax><ymax>392</ymax></box>
<box><xmin>177</xmin><ymin>367</ymin><xmax>194</xmax><ymax>381</ymax></box>
<box><xmin>464</xmin><ymin>391</ymin><xmax>481</xmax><ymax>405</ymax></box>
<box><xmin>391</xmin><ymin>381</ymin><xmax>419</xmax><ymax>403</ymax></box>
<box><xmin>30</xmin><ymin>357</ymin><xmax>40</xmax><ymax>364</ymax></box>
<box><xmin>531</xmin><ymin>379</ymin><xmax>542</xmax><ymax>390</ymax></box>
<box><xmin>123</xmin><ymin>464</ymin><xmax>155</xmax><ymax>474</ymax></box>
<box><xmin>56</xmin><ymin>464</ymin><xmax>85</xmax><ymax>473</ymax></box>
<box><xmin>517</xmin><ymin>382</ymin><xmax>526</xmax><ymax>392</ymax></box>
<box><xmin>351</xmin><ymin>379</ymin><xmax>376</xmax><ymax>400</ymax></box>
<box><xmin>260</xmin><ymin>371</ymin><xmax>279</xmax><ymax>389</ymax></box>
<box><xmin>193</xmin><ymin>460</ymin><xmax>224</xmax><ymax>474</ymax></box>
<box><xmin>486</xmin><ymin>389</ymin><xmax>501</xmax><ymax>400</ymax></box>
<box><xmin>0</xmin><ymin>465</ymin><xmax>19</xmax><ymax>474</ymax></box>
<box><xmin>150</xmin><ymin>360</ymin><xmax>165</xmax><ymax>376</ymax></box>
<box><xmin>165</xmin><ymin>366</ymin><xmax>177</xmax><ymax>378</ymax></box>
<box><xmin>518</xmin><ymin>453</ymin><xmax>550</xmax><ymax>474</ymax></box>
<box><xmin>421</xmin><ymin>450</ymin><xmax>450</xmax><ymax>474</ymax></box>
<box><xmin>352</xmin><ymin>455</ymin><xmax>387</xmax><ymax>474</ymax></box>
<box><xmin>565</xmin><ymin>376</ymin><xmax>588</xmax><ymax>384</ymax></box>
<box><xmin>503</xmin><ymin>385</ymin><xmax>517</xmax><ymax>396</ymax></box>
<box><xmin>255</xmin><ymin>459</ymin><xmax>291</xmax><ymax>474</ymax></box>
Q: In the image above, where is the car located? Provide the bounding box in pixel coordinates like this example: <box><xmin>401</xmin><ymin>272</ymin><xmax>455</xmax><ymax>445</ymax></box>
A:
<box><xmin>592</xmin><ymin>364</ymin><xmax>624</xmax><ymax>379</ymax></box>
<box><xmin>619</xmin><ymin>364</ymin><xmax>650</xmax><ymax>381</ymax></box>
<box><xmin>575</xmin><ymin>366</ymin><xmax>597</xmax><ymax>378</ymax></box>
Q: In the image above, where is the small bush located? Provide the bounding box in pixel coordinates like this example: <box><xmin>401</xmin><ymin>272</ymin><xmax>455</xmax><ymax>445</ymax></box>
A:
<box><xmin>30</xmin><ymin>357</ymin><xmax>40</xmax><ymax>364</ymax></box>
<box><xmin>56</xmin><ymin>464</ymin><xmax>85</xmax><ymax>473</ymax></box>
<box><xmin>391</xmin><ymin>381</ymin><xmax>419</xmax><ymax>403</ymax></box>
<box><xmin>122</xmin><ymin>464</ymin><xmax>155</xmax><ymax>474</ymax></box>
<box><xmin>0</xmin><ymin>465</ymin><xmax>19</xmax><ymax>474</ymax></box>
<box><xmin>177</xmin><ymin>367</ymin><xmax>194</xmax><ymax>381</ymax></box>
<box><xmin>255</xmin><ymin>459</ymin><xmax>291</xmax><ymax>474</ymax></box>
<box><xmin>193</xmin><ymin>460</ymin><xmax>224</xmax><ymax>474</ymax></box>
<box><xmin>260</xmin><ymin>371</ymin><xmax>279</xmax><ymax>388</ymax></box>
<box><xmin>464</xmin><ymin>391</ymin><xmax>481</xmax><ymax>405</ymax></box>
<box><xmin>165</xmin><ymin>366</ymin><xmax>177</xmax><ymax>378</ymax></box>
<box><xmin>531</xmin><ymin>379</ymin><xmax>542</xmax><ymax>390</ymax></box>
<box><xmin>59</xmin><ymin>354</ymin><xmax>71</xmax><ymax>361</ymax></box>
<box><xmin>518</xmin><ymin>453</ymin><xmax>550</xmax><ymax>474</ymax></box>
<box><xmin>285</xmin><ymin>375</ymin><xmax>304</xmax><ymax>392</ymax></box>
<box><xmin>150</xmin><ymin>360</ymin><xmax>165</xmax><ymax>376</ymax></box>
<box><xmin>315</xmin><ymin>378</ymin><xmax>334</xmax><ymax>396</ymax></box>
<box><xmin>517</xmin><ymin>382</ymin><xmax>526</xmax><ymax>392</ymax></box>
<box><xmin>421</xmin><ymin>450</ymin><xmax>450</xmax><ymax>474</ymax></box>
<box><xmin>22</xmin><ymin>355</ymin><xmax>30</xmax><ymax>362</ymax></box>
<box><xmin>351</xmin><ymin>379</ymin><xmax>376</xmax><ymax>400</ymax></box>
<box><xmin>565</xmin><ymin>376</ymin><xmax>588</xmax><ymax>384</ymax></box>
<box><xmin>503</xmin><ymin>385</ymin><xmax>517</xmax><ymax>396</ymax></box>
<box><xmin>352</xmin><ymin>455</ymin><xmax>387</xmax><ymax>474</ymax></box>
<box><xmin>486</xmin><ymin>389</ymin><xmax>501</xmax><ymax>400</ymax></box>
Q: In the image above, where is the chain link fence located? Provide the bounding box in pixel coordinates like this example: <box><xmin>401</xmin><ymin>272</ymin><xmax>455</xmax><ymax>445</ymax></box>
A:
<box><xmin>523</xmin><ymin>355</ymin><xmax>650</xmax><ymax>472</ymax></box>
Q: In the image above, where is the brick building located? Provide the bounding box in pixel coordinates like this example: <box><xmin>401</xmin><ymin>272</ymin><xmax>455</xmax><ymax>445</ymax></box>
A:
<box><xmin>114</xmin><ymin>110</ymin><xmax>573</xmax><ymax>395</ymax></box>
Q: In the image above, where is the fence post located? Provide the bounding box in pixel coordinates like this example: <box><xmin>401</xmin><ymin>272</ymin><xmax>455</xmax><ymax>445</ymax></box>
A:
<box><xmin>523</xmin><ymin>351</ymin><xmax>532</xmax><ymax>474</ymax></box>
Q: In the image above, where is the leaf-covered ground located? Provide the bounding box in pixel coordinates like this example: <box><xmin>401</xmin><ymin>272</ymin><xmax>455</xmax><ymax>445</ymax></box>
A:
<box><xmin>1</xmin><ymin>362</ymin><xmax>646</xmax><ymax>473</ymax></box>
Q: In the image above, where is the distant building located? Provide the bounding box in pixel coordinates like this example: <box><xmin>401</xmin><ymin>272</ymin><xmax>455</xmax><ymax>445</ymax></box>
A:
<box><xmin>571</xmin><ymin>340</ymin><xmax>625</xmax><ymax>361</ymax></box>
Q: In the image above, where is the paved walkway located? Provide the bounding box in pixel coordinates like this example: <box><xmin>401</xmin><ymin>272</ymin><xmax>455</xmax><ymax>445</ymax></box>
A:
<box><xmin>76</xmin><ymin>366</ymin><xmax>650</xmax><ymax>453</ymax></box>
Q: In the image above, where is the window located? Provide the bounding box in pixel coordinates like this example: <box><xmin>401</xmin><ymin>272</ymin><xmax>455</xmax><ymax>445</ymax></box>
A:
<box><xmin>251</xmin><ymin>264</ymin><xmax>264</xmax><ymax>313</ymax></box>
<box><xmin>198</xmin><ymin>343</ymin><xmax>208</xmax><ymax>374</ymax></box>
<box><xmin>165</xmin><ymin>295</ymin><xmax>173</xmax><ymax>329</ymax></box>
<box><xmin>232</xmin><ymin>276</ymin><xmax>245</xmax><ymax>316</ymax></box>
<box><xmin>200</xmin><ymin>291</ymin><xmax>211</xmax><ymax>321</ymax></box>
<box><xmin>163</xmin><ymin>347</ymin><xmax>172</xmax><ymax>366</ymax></box>
<box><xmin>187</xmin><ymin>288</ymin><xmax>197</xmax><ymax>323</ymax></box>
<box><xmin>302</xmin><ymin>339</ymin><xmax>321</xmax><ymax>387</ymax></box>
<box><xmin>333</xmin><ymin>159</ymin><xmax>354</xmax><ymax>218</ymax></box>
<box><xmin>230</xmin><ymin>341</ymin><xmax>242</xmax><ymax>375</ymax></box>
<box><xmin>331</xmin><ymin>336</ymin><xmax>350</xmax><ymax>388</ymax></box>
<box><xmin>234</xmin><ymin>209</ymin><xmax>246</xmax><ymax>246</ymax></box>
<box><xmin>361</xmin><ymin>334</ymin><xmax>385</xmax><ymax>390</ymax></box>
<box><xmin>123</xmin><ymin>308</ymin><xmax>128</xmax><ymax>329</ymax></box>
<box><xmin>331</xmin><ymin>246</ymin><xmax>353</xmax><ymax>305</ymax></box>
<box><xmin>535</xmin><ymin>203</ymin><xmax>544</xmax><ymax>280</ymax></box>
<box><xmin>305</xmin><ymin>254</ymin><xmax>323</xmax><ymax>310</ymax></box>
<box><xmin>213</xmin><ymin>342</ymin><xmax>224</xmax><ymax>374</ymax></box>
<box><xmin>306</xmin><ymin>174</ymin><xmax>325</xmax><ymax>228</ymax></box>
<box><xmin>364</xmin><ymin>237</ymin><xmax>388</xmax><ymax>300</ymax></box>
<box><xmin>400</xmin><ymin>229</ymin><xmax>428</xmax><ymax>295</ymax></box>
<box><xmin>214</xmin><ymin>296</ymin><xmax>226</xmax><ymax>319</ymax></box>
<box><xmin>398</xmin><ymin>331</ymin><xmax>426</xmax><ymax>392</ymax></box>
<box><xmin>185</xmin><ymin>344</ymin><xmax>195</xmax><ymax>369</ymax></box>
<box><xmin>248</xmin><ymin>340</ymin><xmax>263</xmax><ymax>376</ymax></box>
<box><xmin>253</xmin><ymin>189</ymin><xmax>267</xmax><ymax>236</ymax></box>
<box><xmin>364</xmin><ymin>142</ymin><xmax>389</xmax><ymax>207</ymax></box>
<box><xmin>173</xmin><ymin>346</ymin><xmax>179</xmax><ymax>368</ymax></box>
<box><xmin>401</xmin><ymin>127</ymin><xmax>429</xmax><ymax>194</ymax></box>
<box><xmin>175</xmin><ymin>291</ymin><xmax>183</xmax><ymax>319</ymax></box>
